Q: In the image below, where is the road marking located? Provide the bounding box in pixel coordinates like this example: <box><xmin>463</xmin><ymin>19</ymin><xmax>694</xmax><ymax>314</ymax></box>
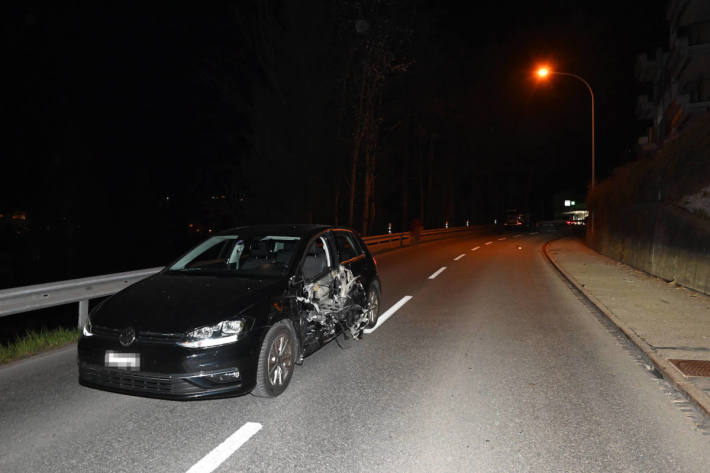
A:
<box><xmin>186</xmin><ymin>422</ymin><xmax>262</xmax><ymax>473</ymax></box>
<box><xmin>471</xmin><ymin>246</ymin><xmax>480</xmax><ymax>251</ymax></box>
<box><xmin>498</xmin><ymin>237</ymin><xmax>506</xmax><ymax>240</ymax></box>
<box><xmin>454</xmin><ymin>253</ymin><xmax>466</xmax><ymax>261</ymax></box>
<box><xmin>428</xmin><ymin>266</ymin><xmax>447</xmax><ymax>279</ymax></box>
<box><xmin>485</xmin><ymin>241</ymin><xmax>493</xmax><ymax>245</ymax></box>
<box><xmin>364</xmin><ymin>295</ymin><xmax>413</xmax><ymax>333</ymax></box>
<box><xmin>514</xmin><ymin>234</ymin><xmax>522</xmax><ymax>238</ymax></box>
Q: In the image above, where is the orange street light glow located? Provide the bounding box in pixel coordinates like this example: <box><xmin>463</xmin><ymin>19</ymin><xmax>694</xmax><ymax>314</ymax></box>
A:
<box><xmin>536</xmin><ymin>66</ymin><xmax>550</xmax><ymax>78</ymax></box>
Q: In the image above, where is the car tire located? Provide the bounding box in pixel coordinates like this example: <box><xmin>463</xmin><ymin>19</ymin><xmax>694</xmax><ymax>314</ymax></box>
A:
<box><xmin>365</xmin><ymin>283</ymin><xmax>381</xmax><ymax>329</ymax></box>
<box><xmin>252</xmin><ymin>320</ymin><xmax>296</xmax><ymax>397</ymax></box>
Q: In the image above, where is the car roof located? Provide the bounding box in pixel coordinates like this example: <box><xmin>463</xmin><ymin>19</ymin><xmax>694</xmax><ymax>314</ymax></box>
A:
<box><xmin>215</xmin><ymin>224</ymin><xmax>341</xmax><ymax>239</ymax></box>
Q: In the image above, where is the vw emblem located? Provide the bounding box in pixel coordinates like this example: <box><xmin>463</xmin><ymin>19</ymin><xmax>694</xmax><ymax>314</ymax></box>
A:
<box><xmin>119</xmin><ymin>327</ymin><xmax>136</xmax><ymax>347</ymax></box>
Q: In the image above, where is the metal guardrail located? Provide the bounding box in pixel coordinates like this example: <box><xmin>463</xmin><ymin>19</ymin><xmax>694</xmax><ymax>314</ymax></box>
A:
<box><xmin>361</xmin><ymin>231</ymin><xmax>411</xmax><ymax>247</ymax></box>
<box><xmin>361</xmin><ymin>226</ymin><xmax>469</xmax><ymax>249</ymax></box>
<box><xmin>0</xmin><ymin>267</ymin><xmax>164</xmax><ymax>328</ymax></box>
<box><xmin>0</xmin><ymin>226</ymin><xmax>472</xmax><ymax>328</ymax></box>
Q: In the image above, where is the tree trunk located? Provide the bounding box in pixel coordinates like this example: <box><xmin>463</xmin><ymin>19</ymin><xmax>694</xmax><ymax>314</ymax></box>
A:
<box><xmin>348</xmin><ymin>61</ymin><xmax>370</xmax><ymax>228</ymax></box>
<box><xmin>359</xmin><ymin>60</ymin><xmax>380</xmax><ymax>235</ymax></box>
<box><xmin>364</xmin><ymin>149</ymin><xmax>377</xmax><ymax>235</ymax></box>
<box><xmin>426</xmin><ymin>135</ymin><xmax>434</xmax><ymax>227</ymax></box>
<box><xmin>418</xmin><ymin>136</ymin><xmax>425</xmax><ymax>225</ymax></box>
<box><xmin>401</xmin><ymin>141</ymin><xmax>409</xmax><ymax>233</ymax></box>
<box><xmin>361</xmin><ymin>151</ymin><xmax>372</xmax><ymax>235</ymax></box>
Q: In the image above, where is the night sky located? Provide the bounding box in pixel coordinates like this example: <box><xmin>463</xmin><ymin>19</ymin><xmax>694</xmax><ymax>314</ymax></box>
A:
<box><xmin>2</xmin><ymin>1</ymin><xmax>669</xmax><ymax>286</ymax></box>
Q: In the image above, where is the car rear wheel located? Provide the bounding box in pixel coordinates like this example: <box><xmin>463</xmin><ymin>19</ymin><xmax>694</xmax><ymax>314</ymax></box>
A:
<box><xmin>365</xmin><ymin>284</ymin><xmax>380</xmax><ymax>329</ymax></box>
<box><xmin>252</xmin><ymin>320</ymin><xmax>296</xmax><ymax>397</ymax></box>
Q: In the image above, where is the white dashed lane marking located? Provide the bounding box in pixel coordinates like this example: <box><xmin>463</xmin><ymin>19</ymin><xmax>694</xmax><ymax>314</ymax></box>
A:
<box><xmin>471</xmin><ymin>246</ymin><xmax>480</xmax><ymax>251</ymax></box>
<box><xmin>498</xmin><ymin>237</ymin><xmax>506</xmax><ymax>240</ymax></box>
<box><xmin>485</xmin><ymin>241</ymin><xmax>493</xmax><ymax>245</ymax></box>
<box><xmin>186</xmin><ymin>422</ymin><xmax>262</xmax><ymax>473</ymax></box>
<box><xmin>428</xmin><ymin>267</ymin><xmax>447</xmax><ymax>279</ymax></box>
<box><xmin>454</xmin><ymin>253</ymin><xmax>466</xmax><ymax>261</ymax></box>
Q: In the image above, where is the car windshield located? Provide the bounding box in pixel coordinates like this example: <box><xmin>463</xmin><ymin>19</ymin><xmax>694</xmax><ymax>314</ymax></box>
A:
<box><xmin>168</xmin><ymin>234</ymin><xmax>301</xmax><ymax>277</ymax></box>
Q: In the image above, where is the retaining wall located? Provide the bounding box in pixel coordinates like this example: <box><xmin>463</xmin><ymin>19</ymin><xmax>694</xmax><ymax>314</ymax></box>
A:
<box><xmin>588</xmin><ymin>203</ymin><xmax>710</xmax><ymax>295</ymax></box>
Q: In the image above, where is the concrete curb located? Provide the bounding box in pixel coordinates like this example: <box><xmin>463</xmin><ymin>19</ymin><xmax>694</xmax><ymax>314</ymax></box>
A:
<box><xmin>542</xmin><ymin>238</ymin><xmax>710</xmax><ymax>418</ymax></box>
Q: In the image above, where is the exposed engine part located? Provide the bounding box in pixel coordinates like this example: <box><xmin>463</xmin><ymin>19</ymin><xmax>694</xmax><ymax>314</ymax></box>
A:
<box><xmin>299</xmin><ymin>265</ymin><xmax>368</xmax><ymax>341</ymax></box>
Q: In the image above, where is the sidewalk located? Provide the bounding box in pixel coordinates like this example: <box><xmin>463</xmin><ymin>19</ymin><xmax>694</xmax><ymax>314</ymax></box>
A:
<box><xmin>545</xmin><ymin>236</ymin><xmax>710</xmax><ymax>417</ymax></box>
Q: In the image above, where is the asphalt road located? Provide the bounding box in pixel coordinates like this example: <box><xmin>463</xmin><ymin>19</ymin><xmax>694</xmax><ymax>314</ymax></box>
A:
<box><xmin>1</xmin><ymin>230</ymin><xmax>709</xmax><ymax>473</ymax></box>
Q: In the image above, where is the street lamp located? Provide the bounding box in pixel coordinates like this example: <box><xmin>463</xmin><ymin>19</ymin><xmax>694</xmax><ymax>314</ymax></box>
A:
<box><xmin>535</xmin><ymin>66</ymin><xmax>595</xmax><ymax>189</ymax></box>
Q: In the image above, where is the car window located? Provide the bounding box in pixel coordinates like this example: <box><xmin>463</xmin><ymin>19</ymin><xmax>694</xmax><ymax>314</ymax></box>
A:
<box><xmin>333</xmin><ymin>231</ymin><xmax>362</xmax><ymax>262</ymax></box>
<box><xmin>168</xmin><ymin>234</ymin><xmax>300</xmax><ymax>277</ymax></box>
<box><xmin>301</xmin><ymin>235</ymin><xmax>331</xmax><ymax>280</ymax></box>
<box><xmin>189</xmin><ymin>238</ymin><xmax>233</xmax><ymax>267</ymax></box>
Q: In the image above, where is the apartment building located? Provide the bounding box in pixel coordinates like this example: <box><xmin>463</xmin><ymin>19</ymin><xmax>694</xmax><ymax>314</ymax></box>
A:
<box><xmin>635</xmin><ymin>0</ymin><xmax>710</xmax><ymax>152</ymax></box>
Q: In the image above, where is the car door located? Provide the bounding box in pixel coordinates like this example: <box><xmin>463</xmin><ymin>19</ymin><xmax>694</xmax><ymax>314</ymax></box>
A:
<box><xmin>290</xmin><ymin>232</ymin><xmax>329</xmax><ymax>346</ymax></box>
<box><xmin>299</xmin><ymin>233</ymin><xmax>333</xmax><ymax>282</ymax></box>
<box><xmin>330</xmin><ymin>230</ymin><xmax>371</xmax><ymax>291</ymax></box>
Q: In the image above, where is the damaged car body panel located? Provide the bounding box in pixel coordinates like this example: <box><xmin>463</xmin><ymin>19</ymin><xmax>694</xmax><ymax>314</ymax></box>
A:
<box><xmin>296</xmin><ymin>230</ymin><xmax>379</xmax><ymax>352</ymax></box>
<box><xmin>77</xmin><ymin>224</ymin><xmax>381</xmax><ymax>399</ymax></box>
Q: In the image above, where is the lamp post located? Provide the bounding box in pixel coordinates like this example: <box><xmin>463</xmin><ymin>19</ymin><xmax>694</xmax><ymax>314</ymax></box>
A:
<box><xmin>535</xmin><ymin>66</ymin><xmax>595</xmax><ymax>190</ymax></box>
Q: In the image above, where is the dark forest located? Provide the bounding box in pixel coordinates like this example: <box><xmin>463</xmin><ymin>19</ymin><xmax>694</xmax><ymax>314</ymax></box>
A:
<box><xmin>1</xmin><ymin>1</ymin><xmax>667</xmax><ymax>288</ymax></box>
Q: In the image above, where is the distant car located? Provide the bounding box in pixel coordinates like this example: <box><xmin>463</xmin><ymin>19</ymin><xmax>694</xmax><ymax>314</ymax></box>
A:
<box><xmin>565</xmin><ymin>217</ymin><xmax>586</xmax><ymax>226</ymax></box>
<box><xmin>78</xmin><ymin>224</ymin><xmax>381</xmax><ymax>399</ymax></box>
<box><xmin>503</xmin><ymin>210</ymin><xmax>526</xmax><ymax>230</ymax></box>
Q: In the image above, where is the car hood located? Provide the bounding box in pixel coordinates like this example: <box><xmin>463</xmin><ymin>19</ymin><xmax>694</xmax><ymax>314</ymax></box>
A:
<box><xmin>92</xmin><ymin>273</ymin><xmax>286</xmax><ymax>333</ymax></box>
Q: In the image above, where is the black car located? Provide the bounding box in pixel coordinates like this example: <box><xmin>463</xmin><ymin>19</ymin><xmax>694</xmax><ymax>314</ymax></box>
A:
<box><xmin>78</xmin><ymin>224</ymin><xmax>381</xmax><ymax>399</ymax></box>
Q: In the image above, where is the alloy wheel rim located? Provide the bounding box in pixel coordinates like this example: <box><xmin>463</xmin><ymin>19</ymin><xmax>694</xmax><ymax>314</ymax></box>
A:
<box><xmin>367</xmin><ymin>290</ymin><xmax>379</xmax><ymax>325</ymax></box>
<box><xmin>267</xmin><ymin>333</ymin><xmax>292</xmax><ymax>386</ymax></box>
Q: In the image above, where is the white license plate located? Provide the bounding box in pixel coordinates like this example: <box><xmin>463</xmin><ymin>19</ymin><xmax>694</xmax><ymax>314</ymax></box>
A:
<box><xmin>105</xmin><ymin>351</ymin><xmax>140</xmax><ymax>370</ymax></box>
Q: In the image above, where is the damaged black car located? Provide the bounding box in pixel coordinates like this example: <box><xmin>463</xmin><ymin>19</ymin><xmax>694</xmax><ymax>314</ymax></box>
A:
<box><xmin>77</xmin><ymin>224</ymin><xmax>381</xmax><ymax>399</ymax></box>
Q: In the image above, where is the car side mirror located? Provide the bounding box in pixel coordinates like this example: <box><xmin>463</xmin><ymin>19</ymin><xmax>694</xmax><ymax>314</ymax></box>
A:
<box><xmin>288</xmin><ymin>275</ymin><xmax>302</xmax><ymax>288</ymax></box>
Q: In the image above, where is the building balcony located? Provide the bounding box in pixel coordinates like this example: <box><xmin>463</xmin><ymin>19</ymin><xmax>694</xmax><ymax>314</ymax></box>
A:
<box><xmin>635</xmin><ymin>53</ymin><xmax>659</xmax><ymax>82</ymax></box>
<box><xmin>636</xmin><ymin>95</ymin><xmax>655</xmax><ymax>120</ymax></box>
<box><xmin>667</xmin><ymin>35</ymin><xmax>690</xmax><ymax>77</ymax></box>
<box><xmin>679</xmin><ymin>78</ymin><xmax>710</xmax><ymax>103</ymax></box>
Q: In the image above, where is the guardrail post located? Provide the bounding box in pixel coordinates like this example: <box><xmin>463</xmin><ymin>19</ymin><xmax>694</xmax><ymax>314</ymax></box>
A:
<box><xmin>78</xmin><ymin>300</ymin><xmax>89</xmax><ymax>329</ymax></box>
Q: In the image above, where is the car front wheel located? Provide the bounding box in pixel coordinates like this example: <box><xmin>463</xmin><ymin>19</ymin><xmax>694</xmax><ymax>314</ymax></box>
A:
<box><xmin>365</xmin><ymin>284</ymin><xmax>380</xmax><ymax>329</ymax></box>
<box><xmin>252</xmin><ymin>320</ymin><xmax>296</xmax><ymax>397</ymax></box>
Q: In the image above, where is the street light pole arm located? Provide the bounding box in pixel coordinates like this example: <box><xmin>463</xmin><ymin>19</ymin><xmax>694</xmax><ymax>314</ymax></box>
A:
<box><xmin>552</xmin><ymin>72</ymin><xmax>594</xmax><ymax>102</ymax></box>
<box><xmin>551</xmin><ymin>71</ymin><xmax>595</xmax><ymax>188</ymax></box>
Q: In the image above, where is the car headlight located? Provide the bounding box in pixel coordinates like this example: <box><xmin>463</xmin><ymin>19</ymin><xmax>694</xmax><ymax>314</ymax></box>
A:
<box><xmin>178</xmin><ymin>319</ymin><xmax>245</xmax><ymax>348</ymax></box>
<box><xmin>82</xmin><ymin>299</ymin><xmax>109</xmax><ymax>337</ymax></box>
<box><xmin>82</xmin><ymin>319</ymin><xmax>93</xmax><ymax>337</ymax></box>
